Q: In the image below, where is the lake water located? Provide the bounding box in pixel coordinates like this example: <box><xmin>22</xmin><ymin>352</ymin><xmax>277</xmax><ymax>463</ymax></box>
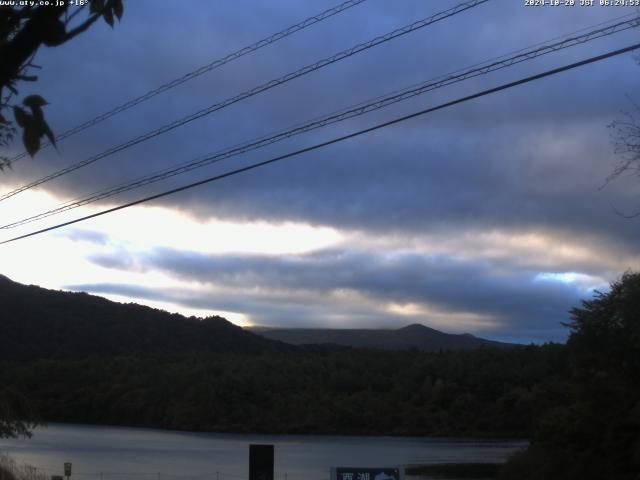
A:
<box><xmin>0</xmin><ymin>424</ymin><xmax>527</xmax><ymax>480</ymax></box>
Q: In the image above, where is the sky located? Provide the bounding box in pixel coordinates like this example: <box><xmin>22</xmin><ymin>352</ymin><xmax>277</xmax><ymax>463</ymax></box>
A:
<box><xmin>1</xmin><ymin>0</ymin><xmax>640</xmax><ymax>343</ymax></box>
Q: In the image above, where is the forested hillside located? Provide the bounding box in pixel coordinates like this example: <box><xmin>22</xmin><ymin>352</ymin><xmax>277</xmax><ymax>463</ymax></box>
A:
<box><xmin>0</xmin><ymin>346</ymin><xmax>564</xmax><ymax>437</ymax></box>
<box><xmin>0</xmin><ymin>275</ymin><xmax>281</xmax><ymax>359</ymax></box>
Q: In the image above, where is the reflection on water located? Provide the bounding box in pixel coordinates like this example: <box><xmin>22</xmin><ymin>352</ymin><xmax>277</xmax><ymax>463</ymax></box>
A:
<box><xmin>0</xmin><ymin>424</ymin><xmax>527</xmax><ymax>480</ymax></box>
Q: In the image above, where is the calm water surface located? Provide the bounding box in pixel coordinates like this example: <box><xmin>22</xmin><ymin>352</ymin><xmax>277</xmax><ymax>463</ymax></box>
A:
<box><xmin>0</xmin><ymin>424</ymin><xmax>527</xmax><ymax>480</ymax></box>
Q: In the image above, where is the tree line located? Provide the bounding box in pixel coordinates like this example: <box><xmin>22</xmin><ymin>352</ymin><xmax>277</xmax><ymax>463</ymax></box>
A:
<box><xmin>0</xmin><ymin>344</ymin><xmax>565</xmax><ymax>438</ymax></box>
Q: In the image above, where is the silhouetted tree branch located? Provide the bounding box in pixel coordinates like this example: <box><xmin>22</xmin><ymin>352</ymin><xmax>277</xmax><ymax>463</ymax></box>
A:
<box><xmin>0</xmin><ymin>0</ymin><xmax>124</xmax><ymax>169</ymax></box>
<box><xmin>608</xmin><ymin>99</ymin><xmax>640</xmax><ymax>183</ymax></box>
<box><xmin>0</xmin><ymin>388</ymin><xmax>38</xmax><ymax>439</ymax></box>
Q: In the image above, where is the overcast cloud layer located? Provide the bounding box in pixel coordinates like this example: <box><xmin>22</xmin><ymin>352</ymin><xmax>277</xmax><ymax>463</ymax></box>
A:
<box><xmin>1</xmin><ymin>0</ymin><xmax>640</xmax><ymax>342</ymax></box>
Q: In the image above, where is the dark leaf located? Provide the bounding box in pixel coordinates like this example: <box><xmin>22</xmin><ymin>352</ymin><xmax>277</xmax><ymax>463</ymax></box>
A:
<box><xmin>23</xmin><ymin>126</ymin><xmax>40</xmax><ymax>157</ymax></box>
<box><xmin>41</xmin><ymin>119</ymin><xmax>56</xmax><ymax>147</ymax></box>
<box><xmin>22</xmin><ymin>95</ymin><xmax>48</xmax><ymax>108</ymax></box>
<box><xmin>113</xmin><ymin>0</ymin><xmax>123</xmax><ymax>20</ymax></box>
<box><xmin>13</xmin><ymin>106</ymin><xmax>29</xmax><ymax>128</ymax></box>
<box><xmin>0</xmin><ymin>113</ymin><xmax>6</xmax><ymax>125</ymax></box>
<box><xmin>41</xmin><ymin>18</ymin><xmax>66</xmax><ymax>46</ymax></box>
<box><xmin>103</xmin><ymin>7</ymin><xmax>114</xmax><ymax>27</ymax></box>
<box><xmin>90</xmin><ymin>0</ymin><xmax>105</xmax><ymax>14</ymax></box>
<box><xmin>0</xmin><ymin>158</ymin><xmax>13</xmax><ymax>171</ymax></box>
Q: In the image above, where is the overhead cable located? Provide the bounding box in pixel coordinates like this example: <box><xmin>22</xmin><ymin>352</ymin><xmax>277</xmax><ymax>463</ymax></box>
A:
<box><xmin>3</xmin><ymin>14</ymin><xmax>638</xmax><ymax>229</ymax></box>
<box><xmin>0</xmin><ymin>0</ymin><xmax>490</xmax><ymax>201</ymax></box>
<box><xmin>2</xmin><ymin>41</ymin><xmax>638</xmax><ymax>245</ymax></box>
<box><xmin>4</xmin><ymin>0</ymin><xmax>369</xmax><ymax>165</ymax></box>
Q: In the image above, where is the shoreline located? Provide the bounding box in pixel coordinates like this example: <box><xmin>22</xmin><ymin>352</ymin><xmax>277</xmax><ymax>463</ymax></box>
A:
<box><xmin>21</xmin><ymin>421</ymin><xmax>530</xmax><ymax>443</ymax></box>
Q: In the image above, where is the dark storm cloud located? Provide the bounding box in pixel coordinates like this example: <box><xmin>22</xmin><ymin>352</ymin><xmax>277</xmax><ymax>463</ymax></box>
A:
<box><xmin>83</xmin><ymin>245</ymin><xmax>592</xmax><ymax>342</ymax></box>
<box><xmin>175</xmin><ymin>119</ymin><xmax>640</xmax><ymax>255</ymax></box>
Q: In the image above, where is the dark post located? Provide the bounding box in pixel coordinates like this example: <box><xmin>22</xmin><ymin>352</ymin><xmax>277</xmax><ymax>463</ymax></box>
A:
<box><xmin>249</xmin><ymin>444</ymin><xmax>274</xmax><ymax>480</ymax></box>
<box><xmin>63</xmin><ymin>463</ymin><xmax>72</xmax><ymax>480</ymax></box>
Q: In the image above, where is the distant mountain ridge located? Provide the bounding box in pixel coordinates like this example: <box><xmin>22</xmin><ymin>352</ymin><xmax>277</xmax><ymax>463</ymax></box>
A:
<box><xmin>248</xmin><ymin>323</ymin><xmax>515</xmax><ymax>351</ymax></box>
<box><xmin>0</xmin><ymin>274</ymin><xmax>282</xmax><ymax>360</ymax></box>
<box><xmin>0</xmin><ymin>274</ymin><xmax>513</xmax><ymax>360</ymax></box>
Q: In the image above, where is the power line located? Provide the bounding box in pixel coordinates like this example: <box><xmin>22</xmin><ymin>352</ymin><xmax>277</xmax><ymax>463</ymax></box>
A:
<box><xmin>4</xmin><ymin>0</ymin><xmax>368</xmax><ymax>165</ymax></box>
<box><xmin>0</xmin><ymin>0</ymin><xmax>490</xmax><ymax>202</ymax></box>
<box><xmin>2</xmin><ymin>41</ymin><xmax>638</xmax><ymax>246</ymax></box>
<box><xmin>3</xmin><ymin>14</ymin><xmax>638</xmax><ymax>229</ymax></box>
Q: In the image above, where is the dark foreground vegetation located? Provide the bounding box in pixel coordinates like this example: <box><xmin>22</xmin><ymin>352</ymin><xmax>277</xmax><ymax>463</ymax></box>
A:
<box><xmin>0</xmin><ymin>462</ymin><xmax>14</xmax><ymax>480</ymax></box>
<box><xmin>0</xmin><ymin>273</ymin><xmax>638</xmax><ymax>479</ymax></box>
<box><xmin>498</xmin><ymin>272</ymin><xmax>640</xmax><ymax>480</ymax></box>
<box><xmin>0</xmin><ymin>345</ymin><xmax>563</xmax><ymax>437</ymax></box>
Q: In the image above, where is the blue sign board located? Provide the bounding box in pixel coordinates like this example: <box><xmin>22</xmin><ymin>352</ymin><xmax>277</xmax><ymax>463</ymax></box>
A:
<box><xmin>333</xmin><ymin>467</ymin><xmax>402</xmax><ymax>480</ymax></box>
